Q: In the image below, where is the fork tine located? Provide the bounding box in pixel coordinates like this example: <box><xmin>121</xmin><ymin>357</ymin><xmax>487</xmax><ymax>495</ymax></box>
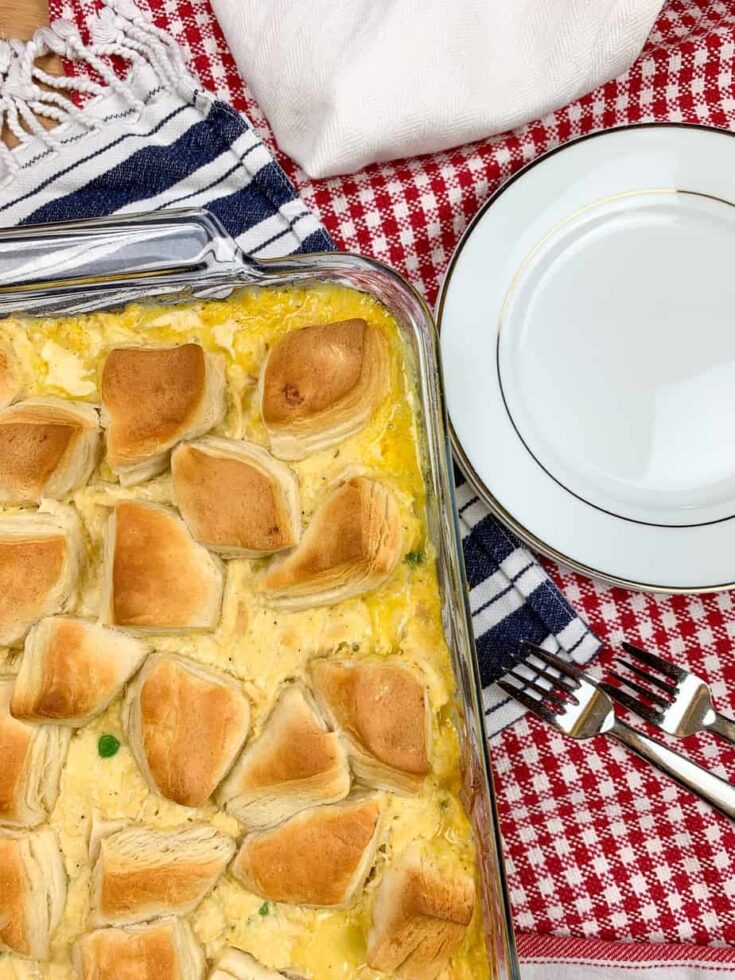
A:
<box><xmin>517</xmin><ymin>652</ymin><xmax>580</xmax><ymax>699</ymax></box>
<box><xmin>599</xmin><ymin>681</ymin><xmax>662</xmax><ymax>723</ymax></box>
<box><xmin>522</xmin><ymin>642</ymin><xmax>582</xmax><ymax>685</ymax></box>
<box><xmin>528</xmin><ymin>662</ymin><xmax>580</xmax><ymax>698</ymax></box>
<box><xmin>621</xmin><ymin>641</ymin><xmax>686</xmax><ymax>682</ymax></box>
<box><xmin>505</xmin><ymin>668</ymin><xmax>574</xmax><ymax>707</ymax></box>
<box><xmin>608</xmin><ymin>670</ymin><xmax>670</xmax><ymax>708</ymax></box>
<box><xmin>617</xmin><ymin>658</ymin><xmax>677</xmax><ymax>694</ymax></box>
<box><xmin>497</xmin><ymin>680</ymin><xmax>560</xmax><ymax>725</ymax></box>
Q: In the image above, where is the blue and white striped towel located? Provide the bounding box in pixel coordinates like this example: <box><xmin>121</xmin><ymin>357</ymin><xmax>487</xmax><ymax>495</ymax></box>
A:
<box><xmin>0</xmin><ymin>0</ymin><xmax>598</xmax><ymax>737</ymax></box>
<box><xmin>456</xmin><ymin>476</ymin><xmax>599</xmax><ymax>733</ymax></box>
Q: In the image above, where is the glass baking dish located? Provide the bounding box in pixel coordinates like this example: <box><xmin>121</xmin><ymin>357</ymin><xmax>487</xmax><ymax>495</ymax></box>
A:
<box><xmin>0</xmin><ymin>208</ymin><xmax>519</xmax><ymax>980</ymax></box>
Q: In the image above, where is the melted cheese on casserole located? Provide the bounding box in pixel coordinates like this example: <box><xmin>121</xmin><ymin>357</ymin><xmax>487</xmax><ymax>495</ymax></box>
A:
<box><xmin>0</xmin><ymin>284</ymin><xmax>490</xmax><ymax>980</ymax></box>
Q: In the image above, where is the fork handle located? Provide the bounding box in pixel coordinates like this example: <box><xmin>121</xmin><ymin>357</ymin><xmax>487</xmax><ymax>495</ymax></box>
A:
<box><xmin>707</xmin><ymin>712</ymin><xmax>735</xmax><ymax>745</ymax></box>
<box><xmin>610</xmin><ymin>719</ymin><xmax>735</xmax><ymax>820</ymax></box>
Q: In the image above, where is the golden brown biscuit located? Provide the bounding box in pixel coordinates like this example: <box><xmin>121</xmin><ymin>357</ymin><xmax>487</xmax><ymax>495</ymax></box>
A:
<box><xmin>0</xmin><ymin>828</ymin><xmax>66</xmax><ymax>959</ymax></box>
<box><xmin>0</xmin><ymin>503</ymin><xmax>83</xmax><ymax>647</ymax></box>
<box><xmin>11</xmin><ymin>617</ymin><xmax>147</xmax><ymax>726</ymax></box>
<box><xmin>0</xmin><ymin>677</ymin><xmax>70</xmax><ymax>827</ymax></box>
<box><xmin>74</xmin><ymin>917</ymin><xmax>205</xmax><ymax>980</ymax></box>
<box><xmin>123</xmin><ymin>653</ymin><xmax>250</xmax><ymax>807</ymax></box>
<box><xmin>101</xmin><ymin>344</ymin><xmax>226</xmax><ymax>485</ymax></box>
<box><xmin>172</xmin><ymin>437</ymin><xmax>300</xmax><ymax>557</ymax></box>
<box><xmin>311</xmin><ymin>659</ymin><xmax>430</xmax><ymax>794</ymax></box>
<box><xmin>259</xmin><ymin>477</ymin><xmax>402</xmax><ymax>609</ymax></box>
<box><xmin>0</xmin><ymin>397</ymin><xmax>99</xmax><ymax>505</ymax></box>
<box><xmin>366</xmin><ymin>847</ymin><xmax>475</xmax><ymax>979</ymax></box>
<box><xmin>231</xmin><ymin>795</ymin><xmax>382</xmax><ymax>907</ymax></box>
<box><xmin>90</xmin><ymin>822</ymin><xmax>235</xmax><ymax>927</ymax></box>
<box><xmin>259</xmin><ymin>319</ymin><xmax>388</xmax><ymax>460</ymax></box>
<box><xmin>102</xmin><ymin>501</ymin><xmax>224</xmax><ymax>632</ymax></box>
<box><xmin>217</xmin><ymin>683</ymin><xmax>349</xmax><ymax>829</ymax></box>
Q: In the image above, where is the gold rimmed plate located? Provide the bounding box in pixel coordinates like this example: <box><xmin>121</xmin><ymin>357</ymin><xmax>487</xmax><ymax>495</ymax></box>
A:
<box><xmin>439</xmin><ymin>123</ymin><xmax>735</xmax><ymax>592</ymax></box>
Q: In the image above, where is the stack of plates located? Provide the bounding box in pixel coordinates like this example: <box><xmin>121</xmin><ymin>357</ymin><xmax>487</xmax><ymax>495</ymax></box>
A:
<box><xmin>439</xmin><ymin>124</ymin><xmax>735</xmax><ymax>592</ymax></box>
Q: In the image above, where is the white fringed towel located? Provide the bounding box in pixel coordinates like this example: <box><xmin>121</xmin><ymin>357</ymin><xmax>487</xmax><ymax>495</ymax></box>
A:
<box><xmin>211</xmin><ymin>0</ymin><xmax>664</xmax><ymax>178</ymax></box>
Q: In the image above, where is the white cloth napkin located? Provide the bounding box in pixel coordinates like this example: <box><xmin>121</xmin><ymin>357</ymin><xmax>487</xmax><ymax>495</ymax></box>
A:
<box><xmin>211</xmin><ymin>0</ymin><xmax>664</xmax><ymax>178</ymax></box>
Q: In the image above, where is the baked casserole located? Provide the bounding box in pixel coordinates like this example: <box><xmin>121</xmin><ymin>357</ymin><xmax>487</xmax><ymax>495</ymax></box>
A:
<box><xmin>0</xmin><ymin>282</ymin><xmax>489</xmax><ymax>979</ymax></box>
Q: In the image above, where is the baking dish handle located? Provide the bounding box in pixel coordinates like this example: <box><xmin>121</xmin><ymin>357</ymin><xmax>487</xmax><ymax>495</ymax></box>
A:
<box><xmin>0</xmin><ymin>208</ymin><xmax>262</xmax><ymax>313</ymax></box>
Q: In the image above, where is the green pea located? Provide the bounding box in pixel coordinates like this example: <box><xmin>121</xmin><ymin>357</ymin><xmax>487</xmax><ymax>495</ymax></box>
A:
<box><xmin>98</xmin><ymin>734</ymin><xmax>120</xmax><ymax>758</ymax></box>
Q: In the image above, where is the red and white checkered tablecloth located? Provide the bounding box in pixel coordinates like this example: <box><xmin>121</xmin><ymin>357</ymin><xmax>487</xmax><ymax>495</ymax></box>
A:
<box><xmin>56</xmin><ymin>0</ymin><xmax>735</xmax><ymax>959</ymax></box>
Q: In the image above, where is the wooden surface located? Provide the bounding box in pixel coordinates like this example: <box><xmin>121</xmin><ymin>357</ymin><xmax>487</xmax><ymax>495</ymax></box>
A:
<box><xmin>0</xmin><ymin>0</ymin><xmax>49</xmax><ymax>41</ymax></box>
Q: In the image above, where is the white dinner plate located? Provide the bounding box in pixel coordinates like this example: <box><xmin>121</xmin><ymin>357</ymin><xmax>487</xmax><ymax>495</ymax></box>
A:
<box><xmin>439</xmin><ymin>123</ymin><xmax>735</xmax><ymax>592</ymax></box>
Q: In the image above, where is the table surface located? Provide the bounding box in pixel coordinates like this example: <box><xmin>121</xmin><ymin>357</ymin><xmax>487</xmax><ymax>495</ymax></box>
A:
<box><xmin>0</xmin><ymin>0</ymin><xmax>48</xmax><ymax>40</ymax></box>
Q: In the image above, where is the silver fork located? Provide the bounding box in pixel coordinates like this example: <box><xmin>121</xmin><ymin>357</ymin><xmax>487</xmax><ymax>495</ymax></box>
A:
<box><xmin>602</xmin><ymin>641</ymin><xmax>735</xmax><ymax>745</ymax></box>
<box><xmin>498</xmin><ymin>643</ymin><xmax>735</xmax><ymax>819</ymax></box>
